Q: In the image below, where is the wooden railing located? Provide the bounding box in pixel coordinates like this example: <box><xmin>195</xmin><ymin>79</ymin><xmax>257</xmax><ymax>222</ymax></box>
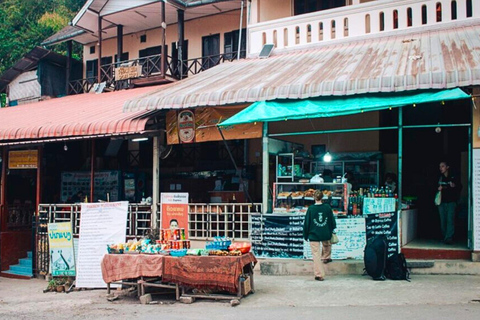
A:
<box><xmin>249</xmin><ymin>0</ymin><xmax>479</xmax><ymax>54</ymax></box>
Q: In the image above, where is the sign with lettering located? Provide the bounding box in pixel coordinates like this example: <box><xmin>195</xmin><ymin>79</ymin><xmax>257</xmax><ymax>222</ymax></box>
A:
<box><xmin>366</xmin><ymin>212</ymin><xmax>399</xmax><ymax>257</ymax></box>
<box><xmin>251</xmin><ymin>214</ymin><xmax>305</xmax><ymax>259</ymax></box>
<box><xmin>114</xmin><ymin>65</ymin><xmax>141</xmax><ymax>81</ymax></box>
<box><xmin>48</xmin><ymin>222</ymin><xmax>75</xmax><ymax>276</ymax></box>
<box><xmin>161</xmin><ymin>193</ymin><xmax>189</xmax><ymax>235</ymax></box>
<box><xmin>8</xmin><ymin>150</ymin><xmax>38</xmax><ymax>169</ymax></box>
<box><xmin>363</xmin><ymin>198</ymin><xmax>396</xmax><ymax>215</ymax></box>
<box><xmin>177</xmin><ymin>110</ymin><xmax>195</xmax><ymax>143</ymax></box>
<box><xmin>76</xmin><ymin>202</ymin><xmax>128</xmax><ymax>288</ymax></box>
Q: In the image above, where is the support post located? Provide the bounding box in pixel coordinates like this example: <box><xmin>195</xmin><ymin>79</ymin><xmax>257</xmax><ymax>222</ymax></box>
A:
<box><xmin>0</xmin><ymin>147</ymin><xmax>7</xmax><ymax>232</ymax></box>
<box><xmin>116</xmin><ymin>25</ymin><xmax>123</xmax><ymax>64</ymax></box>
<box><xmin>468</xmin><ymin>106</ymin><xmax>473</xmax><ymax>249</ymax></box>
<box><xmin>398</xmin><ymin>107</ymin><xmax>403</xmax><ymax>214</ymax></box>
<box><xmin>237</xmin><ymin>0</ymin><xmax>244</xmax><ymax>60</ymax></box>
<box><xmin>161</xmin><ymin>1</ymin><xmax>166</xmax><ymax>79</ymax></box>
<box><xmin>66</xmin><ymin>40</ymin><xmax>72</xmax><ymax>95</ymax></box>
<box><xmin>262</xmin><ymin>123</ymin><xmax>269</xmax><ymax>213</ymax></box>
<box><xmin>90</xmin><ymin>140</ymin><xmax>96</xmax><ymax>202</ymax></box>
<box><xmin>97</xmin><ymin>15</ymin><xmax>103</xmax><ymax>84</ymax></box>
<box><xmin>177</xmin><ymin>9</ymin><xmax>185</xmax><ymax>79</ymax></box>
<box><xmin>152</xmin><ymin>136</ymin><xmax>160</xmax><ymax>229</ymax></box>
<box><xmin>36</xmin><ymin>146</ymin><xmax>43</xmax><ymax>213</ymax></box>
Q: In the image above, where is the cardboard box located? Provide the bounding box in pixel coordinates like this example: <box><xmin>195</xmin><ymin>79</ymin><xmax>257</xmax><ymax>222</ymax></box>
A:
<box><xmin>241</xmin><ymin>276</ymin><xmax>251</xmax><ymax>296</ymax></box>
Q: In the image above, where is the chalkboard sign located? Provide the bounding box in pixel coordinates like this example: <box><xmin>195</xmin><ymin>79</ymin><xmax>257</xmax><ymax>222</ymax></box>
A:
<box><xmin>365</xmin><ymin>212</ymin><xmax>399</xmax><ymax>257</ymax></box>
<box><xmin>251</xmin><ymin>214</ymin><xmax>305</xmax><ymax>258</ymax></box>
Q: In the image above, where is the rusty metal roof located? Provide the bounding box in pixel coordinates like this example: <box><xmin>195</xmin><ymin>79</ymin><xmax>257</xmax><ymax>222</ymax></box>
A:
<box><xmin>0</xmin><ymin>86</ymin><xmax>162</xmax><ymax>144</ymax></box>
<box><xmin>124</xmin><ymin>20</ymin><xmax>480</xmax><ymax>112</ymax></box>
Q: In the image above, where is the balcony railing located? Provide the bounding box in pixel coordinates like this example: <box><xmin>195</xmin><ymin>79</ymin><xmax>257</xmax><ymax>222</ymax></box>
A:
<box><xmin>68</xmin><ymin>50</ymin><xmax>246</xmax><ymax>95</ymax></box>
<box><xmin>249</xmin><ymin>0</ymin><xmax>479</xmax><ymax>54</ymax></box>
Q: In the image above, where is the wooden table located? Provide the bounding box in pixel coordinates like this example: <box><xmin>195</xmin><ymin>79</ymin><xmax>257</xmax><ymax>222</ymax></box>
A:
<box><xmin>101</xmin><ymin>252</ymin><xmax>257</xmax><ymax>302</ymax></box>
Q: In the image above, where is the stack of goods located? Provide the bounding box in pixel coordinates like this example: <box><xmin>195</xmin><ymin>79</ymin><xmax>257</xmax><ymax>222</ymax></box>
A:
<box><xmin>205</xmin><ymin>238</ymin><xmax>251</xmax><ymax>256</ymax></box>
<box><xmin>107</xmin><ymin>239</ymin><xmax>168</xmax><ymax>254</ymax></box>
<box><xmin>158</xmin><ymin>228</ymin><xmax>191</xmax><ymax>250</ymax></box>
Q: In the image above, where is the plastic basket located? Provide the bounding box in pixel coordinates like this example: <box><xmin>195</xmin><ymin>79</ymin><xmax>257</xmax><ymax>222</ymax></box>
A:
<box><xmin>170</xmin><ymin>249</ymin><xmax>187</xmax><ymax>257</ymax></box>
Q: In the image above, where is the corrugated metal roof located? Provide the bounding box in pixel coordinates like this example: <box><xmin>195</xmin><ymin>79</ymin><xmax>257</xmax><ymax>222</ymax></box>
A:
<box><xmin>0</xmin><ymin>86</ymin><xmax>162</xmax><ymax>143</ymax></box>
<box><xmin>124</xmin><ymin>20</ymin><xmax>480</xmax><ymax>112</ymax></box>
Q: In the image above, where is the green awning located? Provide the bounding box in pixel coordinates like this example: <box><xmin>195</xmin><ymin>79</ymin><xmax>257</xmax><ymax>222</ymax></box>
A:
<box><xmin>219</xmin><ymin>89</ymin><xmax>470</xmax><ymax>127</ymax></box>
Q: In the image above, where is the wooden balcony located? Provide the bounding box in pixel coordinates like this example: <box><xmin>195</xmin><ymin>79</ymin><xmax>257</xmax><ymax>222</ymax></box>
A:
<box><xmin>249</xmin><ymin>0</ymin><xmax>479</xmax><ymax>54</ymax></box>
<box><xmin>68</xmin><ymin>50</ymin><xmax>246</xmax><ymax>95</ymax></box>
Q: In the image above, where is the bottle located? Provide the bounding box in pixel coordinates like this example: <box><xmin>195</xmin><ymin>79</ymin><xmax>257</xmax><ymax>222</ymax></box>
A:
<box><xmin>232</xmin><ymin>194</ymin><xmax>237</xmax><ymax>203</ymax></box>
<box><xmin>347</xmin><ymin>196</ymin><xmax>353</xmax><ymax>216</ymax></box>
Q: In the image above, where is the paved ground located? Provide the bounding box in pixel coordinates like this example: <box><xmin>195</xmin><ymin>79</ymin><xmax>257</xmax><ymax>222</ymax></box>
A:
<box><xmin>1</xmin><ymin>274</ymin><xmax>480</xmax><ymax>320</ymax></box>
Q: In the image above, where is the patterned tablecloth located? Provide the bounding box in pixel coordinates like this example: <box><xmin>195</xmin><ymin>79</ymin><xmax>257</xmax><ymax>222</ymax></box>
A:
<box><xmin>162</xmin><ymin>253</ymin><xmax>257</xmax><ymax>293</ymax></box>
<box><xmin>101</xmin><ymin>254</ymin><xmax>164</xmax><ymax>283</ymax></box>
<box><xmin>101</xmin><ymin>253</ymin><xmax>257</xmax><ymax>293</ymax></box>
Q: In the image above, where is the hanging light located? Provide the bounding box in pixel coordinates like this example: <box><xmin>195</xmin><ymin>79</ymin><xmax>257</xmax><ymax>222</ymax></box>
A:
<box><xmin>64</xmin><ymin>142</ymin><xmax>68</xmax><ymax>151</ymax></box>
<box><xmin>323</xmin><ymin>151</ymin><xmax>332</xmax><ymax>162</ymax></box>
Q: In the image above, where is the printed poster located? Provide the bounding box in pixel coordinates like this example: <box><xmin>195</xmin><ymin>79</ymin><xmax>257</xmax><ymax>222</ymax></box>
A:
<box><xmin>76</xmin><ymin>202</ymin><xmax>128</xmax><ymax>288</ymax></box>
<box><xmin>161</xmin><ymin>193</ymin><xmax>189</xmax><ymax>234</ymax></box>
<box><xmin>48</xmin><ymin>222</ymin><xmax>76</xmax><ymax>276</ymax></box>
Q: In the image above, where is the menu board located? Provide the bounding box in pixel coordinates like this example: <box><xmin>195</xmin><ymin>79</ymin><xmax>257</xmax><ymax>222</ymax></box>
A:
<box><xmin>61</xmin><ymin>171</ymin><xmax>121</xmax><ymax>202</ymax></box>
<box><xmin>251</xmin><ymin>214</ymin><xmax>305</xmax><ymax>259</ymax></box>
<box><xmin>363</xmin><ymin>198</ymin><xmax>396</xmax><ymax>215</ymax></box>
<box><xmin>304</xmin><ymin>218</ymin><xmax>366</xmax><ymax>260</ymax></box>
<box><xmin>473</xmin><ymin>149</ymin><xmax>480</xmax><ymax>250</ymax></box>
<box><xmin>365</xmin><ymin>212</ymin><xmax>399</xmax><ymax>257</ymax></box>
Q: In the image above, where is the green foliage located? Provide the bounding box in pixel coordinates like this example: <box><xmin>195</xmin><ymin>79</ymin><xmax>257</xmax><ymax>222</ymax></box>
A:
<box><xmin>0</xmin><ymin>0</ymin><xmax>85</xmax><ymax>74</ymax></box>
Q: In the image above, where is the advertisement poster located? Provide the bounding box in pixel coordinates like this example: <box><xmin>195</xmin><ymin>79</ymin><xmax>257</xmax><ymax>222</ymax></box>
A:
<box><xmin>76</xmin><ymin>202</ymin><xmax>128</xmax><ymax>288</ymax></box>
<box><xmin>8</xmin><ymin>150</ymin><xmax>38</xmax><ymax>169</ymax></box>
<box><xmin>161</xmin><ymin>193</ymin><xmax>189</xmax><ymax>234</ymax></box>
<box><xmin>48</xmin><ymin>222</ymin><xmax>76</xmax><ymax>276</ymax></box>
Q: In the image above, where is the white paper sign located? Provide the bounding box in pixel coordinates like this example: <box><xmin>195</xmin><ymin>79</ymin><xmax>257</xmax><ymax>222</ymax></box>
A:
<box><xmin>473</xmin><ymin>149</ymin><xmax>480</xmax><ymax>250</ymax></box>
<box><xmin>76</xmin><ymin>202</ymin><xmax>128</xmax><ymax>288</ymax></box>
<box><xmin>363</xmin><ymin>198</ymin><xmax>396</xmax><ymax>215</ymax></box>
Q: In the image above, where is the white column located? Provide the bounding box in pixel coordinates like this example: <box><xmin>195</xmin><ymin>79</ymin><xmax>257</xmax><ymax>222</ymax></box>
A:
<box><xmin>262</xmin><ymin>123</ymin><xmax>269</xmax><ymax>214</ymax></box>
<box><xmin>152</xmin><ymin>136</ymin><xmax>160</xmax><ymax>228</ymax></box>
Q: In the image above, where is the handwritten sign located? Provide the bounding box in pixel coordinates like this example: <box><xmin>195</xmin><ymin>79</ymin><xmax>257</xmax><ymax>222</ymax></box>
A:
<box><xmin>48</xmin><ymin>222</ymin><xmax>75</xmax><ymax>276</ymax></box>
<box><xmin>114</xmin><ymin>65</ymin><xmax>141</xmax><ymax>80</ymax></box>
<box><xmin>8</xmin><ymin>150</ymin><xmax>38</xmax><ymax>169</ymax></box>
<box><xmin>366</xmin><ymin>212</ymin><xmax>399</xmax><ymax>257</ymax></box>
<box><xmin>251</xmin><ymin>214</ymin><xmax>305</xmax><ymax>259</ymax></box>
<box><xmin>76</xmin><ymin>202</ymin><xmax>128</xmax><ymax>288</ymax></box>
<box><xmin>363</xmin><ymin>198</ymin><xmax>396</xmax><ymax>215</ymax></box>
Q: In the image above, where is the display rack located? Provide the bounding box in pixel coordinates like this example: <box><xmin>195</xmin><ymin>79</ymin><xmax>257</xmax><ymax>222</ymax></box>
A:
<box><xmin>275</xmin><ymin>153</ymin><xmax>311</xmax><ymax>182</ymax></box>
<box><xmin>273</xmin><ymin>182</ymin><xmax>348</xmax><ymax>215</ymax></box>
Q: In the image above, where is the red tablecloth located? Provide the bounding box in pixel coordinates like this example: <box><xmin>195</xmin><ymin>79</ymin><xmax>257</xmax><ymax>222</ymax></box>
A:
<box><xmin>162</xmin><ymin>253</ymin><xmax>257</xmax><ymax>293</ymax></box>
<box><xmin>101</xmin><ymin>254</ymin><xmax>164</xmax><ymax>283</ymax></box>
<box><xmin>101</xmin><ymin>253</ymin><xmax>257</xmax><ymax>294</ymax></box>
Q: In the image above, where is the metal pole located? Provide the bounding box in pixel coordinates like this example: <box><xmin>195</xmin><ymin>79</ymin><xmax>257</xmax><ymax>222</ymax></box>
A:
<box><xmin>237</xmin><ymin>0</ymin><xmax>244</xmax><ymax>60</ymax></box>
<box><xmin>66</xmin><ymin>41</ymin><xmax>72</xmax><ymax>95</ymax></box>
<box><xmin>398</xmin><ymin>107</ymin><xmax>403</xmax><ymax>216</ymax></box>
<box><xmin>117</xmin><ymin>25</ymin><xmax>123</xmax><ymax>64</ymax></box>
<box><xmin>161</xmin><ymin>1</ymin><xmax>166</xmax><ymax>79</ymax></box>
<box><xmin>269</xmin><ymin>126</ymin><xmax>399</xmax><ymax>137</ymax></box>
<box><xmin>36</xmin><ymin>146</ymin><xmax>43</xmax><ymax>213</ymax></box>
<box><xmin>90</xmin><ymin>140</ymin><xmax>95</xmax><ymax>202</ymax></box>
<box><xmin>177</xmin><ymin>9</ymin><xmax>185</xmax><ymax>79</ymax></box>
<box><xmin>0</xmin><ymin>147</ymin><xmax>7</xmax><ymax>232</ymax></box>
<box><xmin>262</xmin><ymin>123</ymin><xmax>269</xmax><ymax>213</ymax></box>
<box><xmin>152</xmin><ymin>136</ymin><xmax>160</xmax><ymax>228</ymax></box>
<box><xmin>97</xmin><ymin>15</ymin><xmax>102</xmax><ymax>84</ymax></box>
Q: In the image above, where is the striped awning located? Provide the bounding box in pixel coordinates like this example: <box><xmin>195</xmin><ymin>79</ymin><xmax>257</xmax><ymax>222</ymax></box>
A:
<box><xmin>0</xmin><ymin>86</ymin><xmax>162</xmax><ymax>145</ymax></box>
<box><xmin>123</xmin><ymin>20</ymin><xmax>480</xmax><ymax>112</ymax></box>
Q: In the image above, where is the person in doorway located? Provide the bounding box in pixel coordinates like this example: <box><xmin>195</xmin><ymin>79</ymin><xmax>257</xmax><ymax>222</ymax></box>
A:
<box><xmin>70</xmin><ymin>191</ymin><xmax>84</xmax><ymax>203</ymax></box>
<box><xmin>322</xmin><ymin>169</ymin><xmax>333</xmax><ymax>182</ymax></box>
<box><xmin>384</xmin><ymin>172</ymin><xmax>397</xmax><ymax>193</ymax></box>
<box><xmin>437</xmin><ymin>161</ymin><xmax>462</xmax><ymax>245</ymax></box>
<box><xmin>303</xmin><ymin>190</ymin><xmax>336</xmax><ymax>281</ymax></box>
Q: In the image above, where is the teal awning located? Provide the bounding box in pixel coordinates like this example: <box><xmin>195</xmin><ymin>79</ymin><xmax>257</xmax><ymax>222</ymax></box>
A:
<box><xmin>218</xmin><ymin>89</ymin><xmax>470</xmax><ymax>127</ymax></box>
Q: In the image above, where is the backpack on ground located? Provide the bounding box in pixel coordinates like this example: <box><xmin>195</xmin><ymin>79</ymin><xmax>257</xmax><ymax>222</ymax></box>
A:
<box><xmin>385</xmin><ymin>253</ymin><xmax>410</xmax><ymax>281</ymax></box>
<box><xmin>363</xmin><ymin>236</ymin><xmax>387</xmax><ymax>281</ymax></box>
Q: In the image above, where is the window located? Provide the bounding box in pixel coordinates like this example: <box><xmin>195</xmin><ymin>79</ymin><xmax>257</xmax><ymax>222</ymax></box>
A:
<box><xmin>294</xmin><ymin>0</ymin><xmax>346</xmax><ymax>15</ymax></box>
<box><xmin>422</xmin><ymin>5</ymin><xmax>427</xmax><ymax>24</ymax></box>
<box><xmin>451</xmin><ymin>1</ymin><xmax>457</xmax><ymax>20</ymax></box>
<box><xmin>407</xmin><ymin>8</ymin><xmax>413</xmax><ymax>27</ymax></box>
<box><xmin>140</xmin><ymin>34</ymin><xmax>147</xmax><ymax>43</ymax></box>
<box><xmin>436</xmin><ymin>3</ymin><xmax>442</xmax><ymax>22</ymax></box>
<box><xmin>139</xmin><ymin>46</ymin><xmax>166</xmax><ymax>75</ymax></box>
<box><xmin>89</xmin><ymin>46</ymin><xmax>95</xmax><ymax>54</ymax></box>
<box><xmin>224</xmin><ymin>29</ymin><xmax>246</xmax><ymax>59</ymax></box>
<box><xmin>467</xmin><ymin>0</ymin><xmax>473</xmax><ymax>18</ymax></box>
<box><xmin>379</xmin><ymin>12</ymin><xmax>385</xmax><ymax>31</ymax></box>
<box><xmin>393</xmin><ymin>10</ymin><xmax>399</xmax><ymax>29</ymax></box>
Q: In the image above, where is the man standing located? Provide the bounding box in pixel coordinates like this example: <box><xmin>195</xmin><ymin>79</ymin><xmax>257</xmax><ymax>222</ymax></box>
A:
<box><xmin>437</xmin><ymin>161</ymin><xmax>462</xmax><ymax>245</ymax></box>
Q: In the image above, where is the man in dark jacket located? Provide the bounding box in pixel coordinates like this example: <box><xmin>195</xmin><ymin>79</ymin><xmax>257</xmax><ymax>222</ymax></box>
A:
<box><xmin>303</xmin><ymin>190</ymin><xmax>336</xmax><ymax>281</ymax></box>
<box><xmin>438</xmin><ymin>161</ymin><xmax>462</xmax><ymax>244</ymax></box>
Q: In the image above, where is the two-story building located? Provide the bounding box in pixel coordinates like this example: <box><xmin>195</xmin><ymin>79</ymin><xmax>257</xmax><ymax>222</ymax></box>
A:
<box><xmin>1</xmin><ymin>0</ymin><xmax>480</xmax><ymax>278</ymax></box>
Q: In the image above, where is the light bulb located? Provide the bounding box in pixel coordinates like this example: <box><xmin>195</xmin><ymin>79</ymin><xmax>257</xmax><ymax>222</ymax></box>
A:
<box><xmin>64</xmin><ymin>143</ymin><xmax>68</xmax><ymax>151</ymax></box>
<box><xmin>323</xmin><ymin>152</ymin><xmax>332</xmax><ymax>162</ymax></box>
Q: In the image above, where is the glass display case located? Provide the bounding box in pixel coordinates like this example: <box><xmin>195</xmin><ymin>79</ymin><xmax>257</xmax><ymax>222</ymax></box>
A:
<box><xmin>310</xmin><ymin>159</ymin><xmax>379</xmax><ymax>188</ymax></box>
<box><xmin>276</xmin><ymin>153</ymin><xmax>311</xmax><ymax>182</ymax></box>
<box><xmin>273</xmin><ymin>182</ymin><xmax>348</xmax><ymax>215</ymax></box>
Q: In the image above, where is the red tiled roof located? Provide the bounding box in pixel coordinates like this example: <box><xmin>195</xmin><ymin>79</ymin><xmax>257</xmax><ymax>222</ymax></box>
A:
<box><xmin>0</xmin><ymin>86</ymin><xmax>162</xmax><ymax>144</ymax></box>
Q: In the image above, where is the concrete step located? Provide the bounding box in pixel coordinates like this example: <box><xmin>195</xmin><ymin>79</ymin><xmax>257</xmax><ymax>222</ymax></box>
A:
<box><xmin>256</xmin><ymin>258</ymin><xmax>480</xmax><ymax>276</ymax></box>
<box><xmin>1</xmin><ymin>270</ymin><xmax>33</xmax><ymax>278</ymax></box>
<box><xmin>9</xmin><ymin>264</ymin><xmax>33</xmax><ymax>274</ymax></box>
<box><xmin>19</xmin><ymin>258</ymin><xmax>32</xmax><ymax>267</ymax></box>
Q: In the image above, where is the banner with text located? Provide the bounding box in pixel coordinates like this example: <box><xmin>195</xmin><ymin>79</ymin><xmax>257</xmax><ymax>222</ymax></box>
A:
<box><xmin>76</xmin><ymin>202</ymin><xmax>128</xmax><ymax>288</ymax></box>
<box><xmin>161</xmin><ymin>193</ymin><xmax>189</xmax><ymax>234</ymax></box>
<box><xmin>48</xmin><ymin>222</ymin><xmax>76</xmax><ymax>276</ymax></box>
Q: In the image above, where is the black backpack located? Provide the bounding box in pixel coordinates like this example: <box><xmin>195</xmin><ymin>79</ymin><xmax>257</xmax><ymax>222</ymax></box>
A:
<box><xmin>385</xmin><ymin>253</ymin><xmax>410</xmax><ymax>281</ymax></box>
<box><xmin>363</xmin><ymin>236</ymin><xmax>387</xmax><ymax>281</ymax></box>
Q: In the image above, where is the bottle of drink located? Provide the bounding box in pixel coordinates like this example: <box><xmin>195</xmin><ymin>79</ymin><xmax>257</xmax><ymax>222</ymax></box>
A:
<box><xmin>348</xmin><ymin>196</ymin><xmax>353</xmax><ymax>216</ymax></box>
